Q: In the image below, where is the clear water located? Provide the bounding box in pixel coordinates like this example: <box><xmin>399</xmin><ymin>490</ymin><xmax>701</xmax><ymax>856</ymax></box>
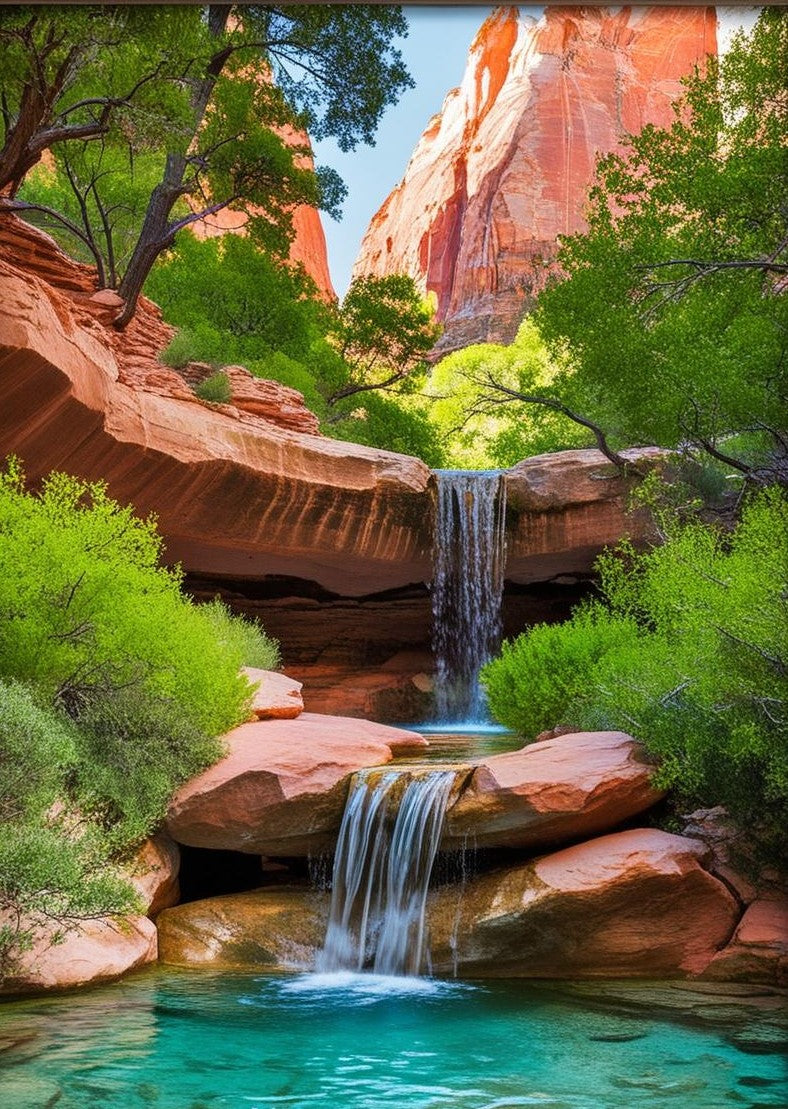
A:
<box><xmin>396</xmin><ymin>727</ymin><xmax>523</xmax><ymax>765</ymax></box>
<box><xmin>1</xmin><ymin>969</ymin><xmax>786</xmax><ymax>1108</ymax></box>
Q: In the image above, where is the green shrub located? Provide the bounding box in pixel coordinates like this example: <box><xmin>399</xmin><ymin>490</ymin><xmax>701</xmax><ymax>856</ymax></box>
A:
<box><xmin>159</xmin><ymin>329</ymin><xmax>203</xmax><ymax>369</ymax></box>
<box><xmin>194</xmin><ymin>371</ymin><xmax>232</xmax><ymax>404</ymax></box>
<box><xmin>200</xmin><ymin>599</ymin><xmax>280</xmax><ymax>671</ymax></box>
<box><xmin>481</xmin><ymin>608</ymin><xmax>641</xmax><ymax>737</ymax></box>
<box><xmin>0</xmin><ymin>459</ymin><xmax>253</xmax><ymax>737</ymax></box>
<box><xmin>482</xmin><ymin>487</ymin><xmax>788</xmax><ymax>854</ymax></box>
<box><xmin>0</xmin><ymin>680</ymin><xmax>75</xmax><ymax>823</ymax></box>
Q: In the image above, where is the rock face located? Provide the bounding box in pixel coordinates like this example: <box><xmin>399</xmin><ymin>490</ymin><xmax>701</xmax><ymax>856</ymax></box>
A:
<box><xmin>0</xmin><ymin>216</ymin><xmax>433</xmax><ymax>596</ymax></box>
<box><xmin>428</xmin><ymin>829</ymin><xmax>740</xmax><ymax>978</ymax></box>
<box><xmin>165</xmin><ymin>713</ymin><xmax>426</xmax><ymax>856</ymax></box>
<box><xmin>0</xmin><ymin>916</ymin><xmax>157</xmax><ymax>995</ymax></box>
<box><xmin>443</xmin><ymin>730</ymin><xmax>664</xmax><ymax>851</ymax></box>
<box><xmin>157</xmin><ymin>888</ymin><xmax>328</xmax><ymax>969</ymax></box>
<box><xmin>353</xmin><ymin>6</ymin><xmax>718</xmax><ymax>352</ymax></box>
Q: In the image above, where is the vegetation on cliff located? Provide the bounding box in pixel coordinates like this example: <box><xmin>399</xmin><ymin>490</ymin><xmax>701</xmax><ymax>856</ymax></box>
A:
<box><xmin>430</xmin><ymin>11</ymin><xmax>787</xmax><ymax>480</ymax></box>
<box><xmin>0</xmin><ymin>460</ymin><xmax>278</xmax><ymax>978</ymax></box>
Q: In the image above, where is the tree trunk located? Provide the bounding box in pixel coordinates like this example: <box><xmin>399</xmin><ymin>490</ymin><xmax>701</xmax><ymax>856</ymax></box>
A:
<box><xmin>114</xmin><ymin>5</ymin><xmax>232</xmax><ymax>328</ymax></box>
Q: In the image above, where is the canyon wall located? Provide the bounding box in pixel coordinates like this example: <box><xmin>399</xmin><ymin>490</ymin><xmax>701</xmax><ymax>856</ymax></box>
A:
<box><xmin>353</xmin><ymin>5</ymin><xmax>718</xmax><ymax>352</ymax></box>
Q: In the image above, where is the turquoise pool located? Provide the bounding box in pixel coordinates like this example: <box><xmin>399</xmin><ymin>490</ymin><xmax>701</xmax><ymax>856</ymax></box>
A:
<box><xmin>1</xmin><ymin>968</ymin><xmax>785</xmax><ymax>1108</ymax></box>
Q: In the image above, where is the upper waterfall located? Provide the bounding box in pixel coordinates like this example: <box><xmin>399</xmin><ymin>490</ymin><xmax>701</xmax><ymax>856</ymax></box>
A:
<box><xmin>431</xmin><ymin>470</ymin><xmax>507</xmax><ymax>724</ymax></box>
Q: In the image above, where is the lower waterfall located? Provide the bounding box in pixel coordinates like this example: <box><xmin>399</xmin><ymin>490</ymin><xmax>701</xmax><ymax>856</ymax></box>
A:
<box><xmin>317</xmin><ymin>769</ymin><xmax>456</xmax><ymax>977</ymax></box>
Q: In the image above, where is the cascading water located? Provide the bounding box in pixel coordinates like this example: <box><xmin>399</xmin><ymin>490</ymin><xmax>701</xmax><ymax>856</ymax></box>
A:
<box><xmin>431</xmin><ymin>470</ymin><xmax>507</xmax><ymax>724</ymax></box>
<box><xmin>317</xmin><ymin>769</ymin><xmax>455</xmax><ymax>977</ymax></box>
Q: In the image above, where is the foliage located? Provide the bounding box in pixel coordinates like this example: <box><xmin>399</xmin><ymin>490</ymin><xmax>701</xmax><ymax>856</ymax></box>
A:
<box><xmin>5</xmin><ymin>4</ymin><xmax>413</xmax><ymax>323</ymax></box>
<box><xmin>482</xmin><ymin>487</ymin><xmax>788</xmax><ymax>852</ymax></box>
<box><xmin>426</xmin><ymin>320</ymin><xmax>589</xmax><ymax>467</ymax></box>
<box><xmin>147</xmin><ymin>234</ymin><xmax>328</xmax><ymax>367</ymax></box>
<box><xmin>200</xmin><ymin>598</ymin><xmax>280</xmax><ymax>672</ymax></box>
<box><xmin>0</xmin><ymin>5</ymin><xmax>197</xmax><ymax>195</ymax></box>
<box><xmin>0</xmin><ymin>461</ymin><xmax>286</xmax><ymax>979</ymax></box>
<box><xmin>327</xmin><ymin>274</ymin><xmax>442</xmax><ymax>404</ymax></box>
<box><xmin>326</xmin><ymin>388</ymin><xmax>446</xmax><ymax>468</ymax></box>
<box><xmin>194</xmin><ymin>371</ymin><xmax>232</xmax><ymax>405</ymax></box>
<box><xmin>532</xmin><ymin>10</ymin><xmax>787</xmax><ymax>475</ymax></box>
<box><xmin>482</xmin><ymin>609</ymin><xmax>641</xmax><ymax>738</ymax></box>
<box><xmin>0</xmin><ymin>681</ymin><xmax>138</xmax><ymax>977</ymax></box>
<box><xmin>0</xmin><ymin>459</ymin><xmax>253</xmax><ymax>736</ymax></box>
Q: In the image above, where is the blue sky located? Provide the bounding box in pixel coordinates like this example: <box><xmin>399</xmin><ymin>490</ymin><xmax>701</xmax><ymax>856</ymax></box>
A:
<box><xmin>313</xmin><ymin>7</ymin><xmax>495</xmax><ymax>296</ymax></box>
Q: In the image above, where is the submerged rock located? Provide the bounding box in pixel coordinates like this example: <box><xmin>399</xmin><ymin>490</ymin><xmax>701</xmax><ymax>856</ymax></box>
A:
<box><xmin>157</xmin><ymin>887</ymin><xmax>327</xmax><ymax>969</ymax></box>
<box><xmin>443</xmin><ymin>730</ymin><xmax>664</xmax><ymax>850</ymax></box>
<box><xmin>165</xmin><ymin>713</ymin><xmax>426</xmax><ymax>856</ymax></box>
<box><xmin>427</xmin><ymin>828</ymin><xmax>740</xmax><ymax>978</ymax></box>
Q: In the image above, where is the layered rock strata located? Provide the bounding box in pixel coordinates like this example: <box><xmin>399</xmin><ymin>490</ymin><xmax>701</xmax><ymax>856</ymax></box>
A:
<box><xmin>353</xmin><ymin>6</ymin><xmax>718</xmax><ymax>352</ymax></box>
<box><xmin>0</xmin><ymin>217</ymin><xmax>433</xmax><ymax>596</ymax></box>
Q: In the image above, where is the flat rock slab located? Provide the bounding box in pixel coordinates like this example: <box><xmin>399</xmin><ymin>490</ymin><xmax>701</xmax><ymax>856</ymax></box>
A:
<box><xmin>165</xmin><ymin>713</ymin><xmax>426</xmax><ymax>855</ymax></box>
<box><xmin>443</xmin><ymin>730</ymin><xmax>664</xmax><ymax>850</ymax></box>
<box><xmin>157</xmin><ymin>887</ymin><xmax>328</xmax><ymax>969</ymax></box>
<box><xmin>243</xmin><ymin>666</ymin><xmax>304</xmax><ymax>720</ymax></box>
<box><xmin>427</xmin><ymin>828</ymin><xmax>740</xmax><ymax>978</ymax></box>
<box><xmin>0</xmin><ymin>916</ymin><xmax>157</xmax><ymax>995</ymax></box>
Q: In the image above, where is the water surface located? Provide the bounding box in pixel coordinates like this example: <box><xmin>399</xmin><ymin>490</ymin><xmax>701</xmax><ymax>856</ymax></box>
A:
<box><xmin>1</xmin><ymin>968</ymin><xmax>786</xmax><ymax>1109</ymax></box>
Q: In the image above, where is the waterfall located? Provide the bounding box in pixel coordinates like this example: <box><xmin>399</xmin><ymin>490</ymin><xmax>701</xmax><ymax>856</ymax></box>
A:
<box><xmin>431</xmin><ymin>470</ymin><xmax>507</xmax><ymax>723</ymax></box>
<box><xmin>317</xmin><ymin>769</ymin><xmax>455</xmax><ymax>977</ymax></box>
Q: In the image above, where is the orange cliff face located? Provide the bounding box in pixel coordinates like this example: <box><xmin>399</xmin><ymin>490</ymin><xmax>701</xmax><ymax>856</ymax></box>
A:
<box><xmin>352</xmin><ymin>5</ymin><xmax>718</xmax><ymax>353</ymax></box>
<box><xmin>191</xmin><ymin>122</ymin><xmax>336</xmax><ymax>301</ymax></box>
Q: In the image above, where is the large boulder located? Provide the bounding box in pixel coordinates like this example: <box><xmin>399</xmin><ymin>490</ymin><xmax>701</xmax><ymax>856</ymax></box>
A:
<box><xmin>443</xmin><ymin>730</ymin><xmax>663</xmax><ymax>850</ymax></box>
<box><xmin>0</xmin><ymin>916</ymin><xmax>157</xmax><ymax>995</ymax></box>
<box><xmin>427</xmin><ymin>829</ymin><xmax>740</xmax><ymax>978</ymax></box>
<box><xmin>157</xmin><ymin>887</ymin><xmax>327</xmax><ymax>969</ymax></box>
<box><xmin>701</xmin><ymin>897</ymin><xmax>788</xmax><ymax>988</ymax></box>
<box><xmin>165</xmin><ymin>713</ymin><xmax>426</xmax><ymax>856</ymax></box>
<box><xmin>0</xmin><ymin>218</ymin><xmax>434</xmax><ymax>597</ymax></box>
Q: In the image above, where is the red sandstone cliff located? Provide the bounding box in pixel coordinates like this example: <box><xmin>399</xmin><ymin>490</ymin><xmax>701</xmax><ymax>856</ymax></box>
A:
<box><xmin>353</xmin><ymin>5</ymin><xmax>718</xmax><ymax>352</ymax></box>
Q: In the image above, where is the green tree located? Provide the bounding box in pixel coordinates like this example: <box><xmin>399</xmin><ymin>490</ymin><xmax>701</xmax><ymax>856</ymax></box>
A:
<box><xmin>4</xmin><ymin>5</ymin><xmax>413</xmax><ymax>325</ymax></box>
<box><xmin>528</xmin><ymin>10</ymin><xmax>788</xmax><ymax>482</ymax></box>
<box><xmin>0</xmin><ymin>5</ymin><xmax>196</xmax><ymax>196</ymax></box>
<box><xmin>426</xmin><ymin>319</ymin><xmax>588</xmax><ymax>467</ymax></box>
<box><xmin>327</xmin><ymin>273</ymin><xmax>441</xmax><ymax>405</ymax></box>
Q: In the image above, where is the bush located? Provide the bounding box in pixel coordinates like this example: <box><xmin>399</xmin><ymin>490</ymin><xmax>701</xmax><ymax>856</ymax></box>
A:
<box><xmin>0</xmin><ymin>459</ymin><xmax>254</xmax><ymax>737</ymax></box>
<box><xmin>194</xmin><ymin>371</ymin><xmax>232</xmax><ymax>404</ymax></box>
<box><xmin>482</xmin><ymin>488</ymin><xmax>788</xmax><ymax>854</ymax></box>
<box><xmin>200</xmin><ymin>598</ymin><xmax>280</xmax><ymax>671</ymax></box>
<box><xmin>481</xmin><ymin>609</ymin><xmax>641</xmax><ymax>737</ymax></box>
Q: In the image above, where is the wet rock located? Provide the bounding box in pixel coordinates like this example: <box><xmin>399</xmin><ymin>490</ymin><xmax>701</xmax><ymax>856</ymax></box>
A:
<box><xmin>702</xmin><ymin>897</ymin><xmax>788</xmax><ymax>988</ymax></box>
<box><xmin>0</xmin><ymin>916</ymin><xmax>157</xmax><ymax>995</ymax></box>
<box><xmin>443</xmin><ymin>730</ymin><xmax>664</xmax><ymax>851</ymax></box>
<box><xmin>157</xmin><ymin>887</ymin><xmax>328</xmax><ymax>969</ymax></box>
<box><xmin>428</xmin><ymin>829</ymin><xmax>740</xmax><ymax>978</ymax></box>
<box><xmin>165</xmin><ymin>713</ymin><xmax>427</xmax><ymax>856</ymax></box>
